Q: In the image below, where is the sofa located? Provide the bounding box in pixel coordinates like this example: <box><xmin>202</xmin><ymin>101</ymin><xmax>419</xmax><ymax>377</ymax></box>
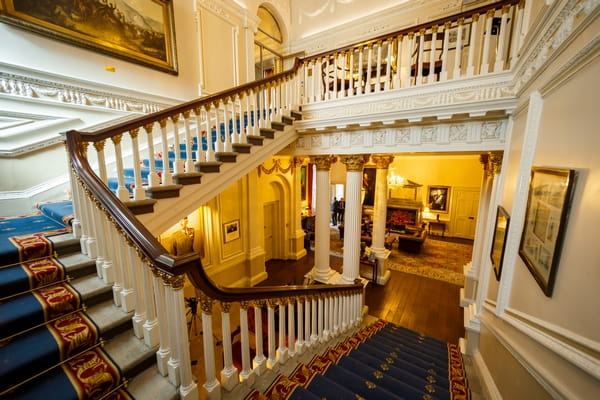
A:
<box><xmin>395</xmin><ymin>224</ymin><xmax>428</xmax><ymax>253</ymax></box>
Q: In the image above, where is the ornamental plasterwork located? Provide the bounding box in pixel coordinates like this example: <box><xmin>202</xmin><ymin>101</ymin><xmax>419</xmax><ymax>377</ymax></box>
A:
<box><xmin>0</xmin><ymin>72</ymin><xmax>168</xmax><ymax>113</ymax></box>
<box><xmin>513</xmin><ymin>0</ymin><xmax>598</xmax><ymax>94</ymax></box>
<box><xmin>293</xmin><ymin>119</ymin><xmax>507</xmax><ymax>155</ymax></box>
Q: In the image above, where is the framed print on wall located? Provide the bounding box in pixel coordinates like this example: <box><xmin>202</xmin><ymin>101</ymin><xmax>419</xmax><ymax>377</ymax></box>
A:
<box><xmin>491</xmin><ymin>205</ymin><xmax>510</xmax><ymax>281</ymax></box>
<box><xmin>0</xmin><ymin>0</ymin><xmax>178</xmax><ymax>74</ymax></box>
<box><xmin>427</xmin><ymin>185</ymin><xmax>451</xmax><ymax>213</ymax></box>
<box><xmin>519</xmin><ymin>167</ymin><xmax>576</xmax><ymax>297</ymax></box>
<box><xmin>223</xmin><ymin>220</ymin><xmax>240</xmax><ymax>243</ymax></box>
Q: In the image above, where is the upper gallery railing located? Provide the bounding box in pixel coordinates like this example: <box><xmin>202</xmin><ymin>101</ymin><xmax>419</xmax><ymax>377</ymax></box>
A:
<box><xmin>300</xmin><ymin>0</ymin><xmax>523</xmax><ymax>102</ymax></box>
<box><xmin>63</xmin><ymin>0</ymin><xmax>525</xmax><ymax>397</ymax></box>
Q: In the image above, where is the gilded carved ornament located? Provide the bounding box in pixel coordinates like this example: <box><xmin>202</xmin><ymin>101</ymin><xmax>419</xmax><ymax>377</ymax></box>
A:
<box><xmin>129</xmin><ymin>128</ymin><xmax>140</xmax><ymax>139</ymax></box>
<box><xmin>371</xmin><ymin>154</ymin><xmax>394</xmax><ymax>169</ymax></box>
<box><xmin>310</xmin><ymin>155</ymin><xmax>337</xmax><ymax>170</ymax></box>
<box><xmin>340</xmin><ymin>154</ymin><xmax>370</xmax><ymax>171</ymax></box>
<box><xmin>220</xmin><ymin>301</ymin><xmax>232</xmax><ymax>313</ymax></box>
<box><xmin>198</xmin><ymin>292</ymin><xmax>214</xmax><ymax>314</ymax></box>
<box><xmin>93</xmin><ymin>140</ymin><xmax>105</xmax><ymax>152</ymax></box>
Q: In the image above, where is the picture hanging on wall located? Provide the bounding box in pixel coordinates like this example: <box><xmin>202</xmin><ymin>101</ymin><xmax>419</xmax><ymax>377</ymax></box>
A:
<box><xmin>519</xmin><ymin>167</ymin><xmax>576</xmax><ymax>297</ymax></box>
<box><xmin>427</xmin><ymin>185</ymin><xmax>451</xmax><ymax>213</ymax></box>
<box><xmin>0</xmin><ymin>0</ymin><xmax>178</xmax><ymax>74</ymax></box>
<box><xmin>223</xmin><ymin>220</ymin><xmax>240</xmax><ymax>243</ymax></box>
<box><xmin>490</xmin><ymin>205</ymin><xmax>510</xmax><ymax>281</ymax></box>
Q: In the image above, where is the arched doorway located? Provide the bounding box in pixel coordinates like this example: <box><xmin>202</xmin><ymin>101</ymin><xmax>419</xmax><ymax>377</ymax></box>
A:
<box><xmin>254</xmin><ymin>6</ymin><xmax>284</xmax><ymax>78</ymax></box>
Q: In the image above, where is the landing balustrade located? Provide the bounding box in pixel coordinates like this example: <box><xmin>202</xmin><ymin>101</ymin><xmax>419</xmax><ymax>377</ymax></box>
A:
<box><xmin>64</xmin><ymin>1</ymin><xmax>525</xmax><ymax>398</ymax></box>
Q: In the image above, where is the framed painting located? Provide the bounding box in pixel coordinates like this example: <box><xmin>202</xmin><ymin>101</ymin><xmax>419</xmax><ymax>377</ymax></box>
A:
<box><xmin>223</xmin><ymin>219</ymin><xmax>240</xmax><ymax>243</ymax></box>
<box><xmin>519</xmin><ymin>167</ymin><xmax>576</xmax><ymax>297</ymax></box>
<box><xmin>300</xmin><ymin>165</ymin><xmax>307</xmax><ymax>201</ymax></box>
<box><xmin>491</xmin><ymin>205</ymin><xmax>510</xmax><ymax>281</ymax></box>
<box><xmin>0</xmin><ymin>0</ymin><xmax>178</xmax><ymax>74</ymax></box>
<box><xmin>447</xmin><ymin>22</ymin><xmax>471</xmax><ymax>49</ymax></box>
<box><xmin>362</xmin><ymin>167</ymin><xmax>377</xmax><ymax>207</ymax></box>
<box><xmin>427</xmin><ymin>185</ymin><xmax>450</xmax><ymax>213</ymax></box>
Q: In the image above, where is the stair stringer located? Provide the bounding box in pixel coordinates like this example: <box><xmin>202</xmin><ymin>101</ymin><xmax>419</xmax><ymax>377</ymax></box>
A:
<box><xmin>137</xmin><ymin>122</ymin><xmax>299</xmax><ymax>236</ymax></box>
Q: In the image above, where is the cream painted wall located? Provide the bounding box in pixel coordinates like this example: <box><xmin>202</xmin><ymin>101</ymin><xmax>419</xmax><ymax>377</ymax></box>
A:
<box><xmin>507</xmin><ymin>58</ymin><xmax>600</xmax><ymax>340</ymax></box>
<box><xmin>0</xmin><ymin>1</ymin><xmax>200</xmax><ymax>101</ymax></box>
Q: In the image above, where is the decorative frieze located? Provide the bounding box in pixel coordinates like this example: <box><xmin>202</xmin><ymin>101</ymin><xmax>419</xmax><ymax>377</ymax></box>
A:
<box><xmin>0</xmin><ymin>71</ymin><xmax>169</xmax><ymax>113</ymax></box>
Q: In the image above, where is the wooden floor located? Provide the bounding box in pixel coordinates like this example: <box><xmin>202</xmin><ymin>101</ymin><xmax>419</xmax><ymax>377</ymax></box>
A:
<box><xmin>262</xmin><ymin>250</ymin><xmax>465</xmax><ymax>344</ymax></box>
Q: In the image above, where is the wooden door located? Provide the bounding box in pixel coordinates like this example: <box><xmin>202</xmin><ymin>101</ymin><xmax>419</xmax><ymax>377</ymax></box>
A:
<box><xmin>263</xmin><ymin>202</ymin><xmax>275</xmax><ymax>260</ymax></box>
<box><xmin>451</xmin><ymin>188</ymin><xmax>480</xmax><ymax>239</ymax></box>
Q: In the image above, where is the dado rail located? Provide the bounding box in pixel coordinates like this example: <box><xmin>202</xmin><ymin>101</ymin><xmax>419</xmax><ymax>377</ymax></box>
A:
<box><xmin>64</xmin><ymin>1</ymin><xmax>526</xmax><ymax>399</ymax></box>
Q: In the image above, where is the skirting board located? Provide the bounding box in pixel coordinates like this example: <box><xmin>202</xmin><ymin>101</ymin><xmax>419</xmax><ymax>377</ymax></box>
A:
<box><xmin>473</xmin><ymin>350</ymin><xmax>502</xmax><ymax>400</ymax></box>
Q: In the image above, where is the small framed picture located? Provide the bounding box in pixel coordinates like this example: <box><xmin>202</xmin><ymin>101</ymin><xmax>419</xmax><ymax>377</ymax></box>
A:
<box><xmin>491</xmin><ymin>206</ymin><xmax>510</xmax><ymax>281</ymax></box>
<box><xmin>519</xmin><ymin>167</ymin><xmax>576</xmax><ymax>296</ymax></box>
<box><xmin>223</xmin><ymin>220</ymin><xmax>240</xmax><ymax>243</ymax></box>
<box><xmin>427</xmin><ymin>185</ymin><xmax>451</xmax><ymax>213</ymax></box>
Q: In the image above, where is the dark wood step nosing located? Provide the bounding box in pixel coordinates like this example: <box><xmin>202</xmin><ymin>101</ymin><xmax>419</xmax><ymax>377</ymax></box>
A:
<box><xmin>215</xmin><ymin>152</ymin><xmax>239</xmax><ymax>163</ymax></box>
<box><xmin>195</xmin><ymin>161</ymin><xmax>223</xmax><ymax>173</ymax></box>
<box><xmin>145</xmin><ymin>184</ymin><xmax>183</xmax><ymax>199</ymax></box>
<box><xmin>172</xmin><ymin>172</ymin><xmax>203</xmax><ymax>185</ymax></box>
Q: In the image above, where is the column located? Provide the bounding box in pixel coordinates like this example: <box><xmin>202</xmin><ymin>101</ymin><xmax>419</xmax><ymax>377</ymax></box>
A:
<box><xmin>307</xmin><ymin>155</ymin><xmax>338</xmax><ymax>283</ymax></box>
<box><xmin>461</xmin><ymin>152</ymin><xmax>502</xmax><ymax>307</ymax></box>
<box><xmin>370</xmin><ymin>155</ymin><xmax>395</xmax><ymax>285</ymax></box>
<box><xmin>339</xmin><ymin>155</ymin><xmax>370</xmax><ymax>284</ymax></box>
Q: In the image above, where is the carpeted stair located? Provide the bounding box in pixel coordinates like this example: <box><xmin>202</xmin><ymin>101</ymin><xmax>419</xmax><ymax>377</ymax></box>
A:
<box><xmin>245</xmin><ymin>319</ymin><xmax>470</xmax><ymax>400</ymax></box>
<box><xmin>0</xmin><ymin>201</ymin><xmax>175</xmax><ymax>399</ymax></box>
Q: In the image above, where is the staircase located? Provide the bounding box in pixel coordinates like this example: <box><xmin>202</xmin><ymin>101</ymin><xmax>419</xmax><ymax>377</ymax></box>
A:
<box><xmin>0</xmin><ymin>222</ymin><xmax>176</xmax><ymax>398</ymax></box>
<box><xmin>243</xmin><ymin>318</ymin><xmax>470</xmax><ymax>400</ymax></box>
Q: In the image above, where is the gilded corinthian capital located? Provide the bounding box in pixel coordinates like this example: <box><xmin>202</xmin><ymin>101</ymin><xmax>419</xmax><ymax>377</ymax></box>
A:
<box><xmin>371</xmin><ymin>154</ymin><xmax>395</xmax><ymax>169</ymax></box>
<box><xmin>310</xmin><ymin>155</ymin><xmax>337</xmax><ymax>170</ymax></box>
<box><xmin>340</xmin><ymin>154</ymin><xmax>371</xmax><ymax>171</ymax></box>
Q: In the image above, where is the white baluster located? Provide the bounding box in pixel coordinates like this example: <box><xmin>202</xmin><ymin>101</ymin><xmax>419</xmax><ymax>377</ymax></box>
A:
<box><xmin>366</xmin><ymin>45</ymin><xmax>373</xmax><ymax>93</ymax></box>
<box><xmin>384</xmin><ymin>39</ymin><xmax>392</xmax><ymax>90</ymax></box>
<box><xmin>193</xmin><ymin>108</ymin><xmax>206</xmax><ymax>163</ymax></box>
<box><xmin>82</xmin><ymin>191</ymin><xmax>98</xmax><ymax>261</ymax></box>
<box><xmin>220</xmin><ymin>302</ymin><xmax>239</xmax><ymax>391</ymax></box>
<box><xmin>198</xmin><ymin>293</ymin><xmax>221</xmax><ymax>400</ymax></box>
<box><xmin>239</xmin><ymin>302</ymin><xmax>255</xmax><ymax>383</ymax></box>
<box><xmin>357</xmin><ymin>47</ymin><xmax>364</xmax><ymax>95</ymax></box>
<box><xmin>118</xmin><ymin>237</ymin><xmax>135</xmax><ymax>313</ymax></box>
<box><xmin>252</xmin><ymin>304</ymin><xmax>267</xmax><ymax>376</ymax></box>
<box><xmin>173</xmin><ymin>284</ymin><xmax>198</xmax><ymax>400</ymax></box>
<box><xmin>128</xmin><ymin>129</ymin><xmax>146</xmax><ymax>201</ymax></box>
<box><xmin>277</xmin><ymin>301</ymin><xmax>288</xmax><ymax>364</ymax></box>
<box><xmin>510</xmin><ymin>2</ymin><xmax>526</xmax><ymax>68</ymax></box>
<box><xmin>296</xmin><ymin>298</ymin><xmax>304</xmax><ymax>355</ymax></box>
<box><xmin>395</xmin><ymin>35</ymin><xmax>403</xmax><ymax>89</ymax></box>
<box><xmin>317</xmin><ymin>295</ymin><xmax>324</xmax><ymax>342</ymax></box>
<box><xmin>182</xmin><ymin>111</ymin><xmax>195</xmax><ymax>172</ymax></box>
<box><xmin>171</xmin><ymin>114</ymin><xmax>184</xmax><ymax>174</ymax></box>
<box><xmin>266</xmin><ymin>301</ymin><xmax>278</xmax><ymax>370</ymax></box>
<box><xmin>322</xmin><ymin>295</ymin><xmax>330</xmax><ymax>341</ymax></box>
<box><xmin>288</xmin><ymin>300</ymin><xmax>296</xmax><ymax>358</ymax></box>
<box><xmin>142</xmin><ymin>260</ymin><xmax>159</xmax><ymax>347</ymax></box>
<box><xmin>440</xmin><ymin>22</ymin><xmax>451</xmax><ymax>81</ymax></box>
<box><xmin>494</xmin><ymin>5</ymin><xmax>511</xmax><ymax>72</ymax></box>
<box><xmin>128</xmin><ymin>246</ymin><xmax>145</xmax><ymax>339</ymax></box>
<box><xmin>405</xmin><ymin>33</ymin><xmax>415</xmax><ymax>87</ymax></box>
<box><xmin>143</xmin><ymin>123</ymin><xmax>161</xmax><ymax>187</ymax></box>
<box><xmin>452</xmin><ymin>18</ymin><xmax>465</xmax><ymax>78</ymax></box>
<box><xmin>110</xmin><ymin>135</ymin><xmax>129</xmax><ymax>202</ymax></box>
<box><xmin>481</xmin><ymin>10</ymin><xmax>495</xmax><ymax>74</ymax></box>
<box><xmin>153</xmin><ymin>273</ymin><xmax>170</xmax><ymax>376</ymax></box>
<box><xmin>223</xmin><ymin>99</ymin><xmax>232</xmax><ymax>152</ymax></box>
<box><xmin>304</xmin><ymin>297</ymin><xmax>311</xmax><ymax>349</ymax></box>
<box><xmin>158</xmin><ymin>118</ymin><xmax>173</xmax><ymax>185</ymax></box>
<box><xmin>375</xmin><ymin>41</ymin><xmax>383</xmax><ymax>92</ymax></box>
<box><xmin>416</xmin><ymin>29</ymin><xmax>426</xmax><ymax>85</ymax></box>
<box><xmin>205</xmin><ymin>105</ymin><xmax>216</xmax><ymax>162</ymax></box>
<box><xmin>466</xmin><ymin>15</ymin><xmax>479</xmax><ymax>77</ymax></box>
<box><xmin>429</xmin><ymin>27</ymin><xmax>438</xmax><ymax>83</ymax></box>
<box><xmin>311</xmin><ymin>296</ymin><xmax>318</xmax><ymax>345</ymax></box>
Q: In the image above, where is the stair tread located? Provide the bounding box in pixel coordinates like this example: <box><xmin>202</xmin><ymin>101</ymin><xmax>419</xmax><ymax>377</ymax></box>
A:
<box><xmin>86</xmin><ymin>299</ymin><xmax>133</xmax><ymax>336</ymax></box>
<box><xmin>127</xmin><ymin>366</ymin><xmax>178</xmax><ymax>400</ymax></box>
<box><xmin>103</xmin><ymin>328</ymin><xmax>157</xmax><ymax>374</ymax></box>
<box><xmin>70</xmin><ymin>273</ymin><xmax>112</xmax><ymax>302</ymax></box>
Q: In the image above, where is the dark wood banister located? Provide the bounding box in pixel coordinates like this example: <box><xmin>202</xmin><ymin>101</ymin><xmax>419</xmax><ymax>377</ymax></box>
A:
<box><xmin>65</xmin><ymin>0</ymin><xmax>517</xmax><ymax>302</ymax></box>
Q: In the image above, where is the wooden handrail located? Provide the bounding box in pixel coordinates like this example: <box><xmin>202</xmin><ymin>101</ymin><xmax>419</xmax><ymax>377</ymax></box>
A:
<box><xmin>302</xmin><ymin>0</ymin><xmax>521</xmax><ymax>63</ymax></box>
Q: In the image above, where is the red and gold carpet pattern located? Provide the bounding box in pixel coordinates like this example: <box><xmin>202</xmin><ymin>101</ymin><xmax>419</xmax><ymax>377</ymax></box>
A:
<box><xmin>246</xmin><ymin>319</ymin><xmax>470</xmax><ymax>400</ymax></box>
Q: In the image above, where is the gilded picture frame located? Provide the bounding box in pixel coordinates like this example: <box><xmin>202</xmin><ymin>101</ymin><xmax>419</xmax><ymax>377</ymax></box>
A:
<box><xmin>0</xmin><ymin>0</ymin><xmax>178</xmax><ymax>74</ymax></box>
<box><xmin>519</xmin><ymin>167</ymin><xmax>576</xmax><ymax>297</ymax></box>
<box><xmin>427</xmin><ymin>185</ymin><xmax>451</xmax><ymax>213</ymax></box>
<box><xmin>490</xmin><ymin>205</ymin><xmax>510</xmax><ymax>281</ymax></box>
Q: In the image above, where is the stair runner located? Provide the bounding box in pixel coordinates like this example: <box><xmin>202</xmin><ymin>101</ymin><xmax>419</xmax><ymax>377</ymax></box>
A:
<box><xmin>0</xmin><ymin>201</ymin><xmax>132</xmax><ymax>399</ymax></box>
<box><xmin>246</xmin><ymin>319</ymin><xmax>470</xmax><ymax>400</ymax></box>
<box><xmin>106</xmin><ymin>111</ymin><xmax>284</xmax><ymax>195</ymax></box>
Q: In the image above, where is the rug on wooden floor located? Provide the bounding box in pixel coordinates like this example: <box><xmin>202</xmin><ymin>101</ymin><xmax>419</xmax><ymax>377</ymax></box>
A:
<box><xmin>329</xmin><ymin>227</ymin><xmax>472</xmax><ymax>286</ymax></box>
